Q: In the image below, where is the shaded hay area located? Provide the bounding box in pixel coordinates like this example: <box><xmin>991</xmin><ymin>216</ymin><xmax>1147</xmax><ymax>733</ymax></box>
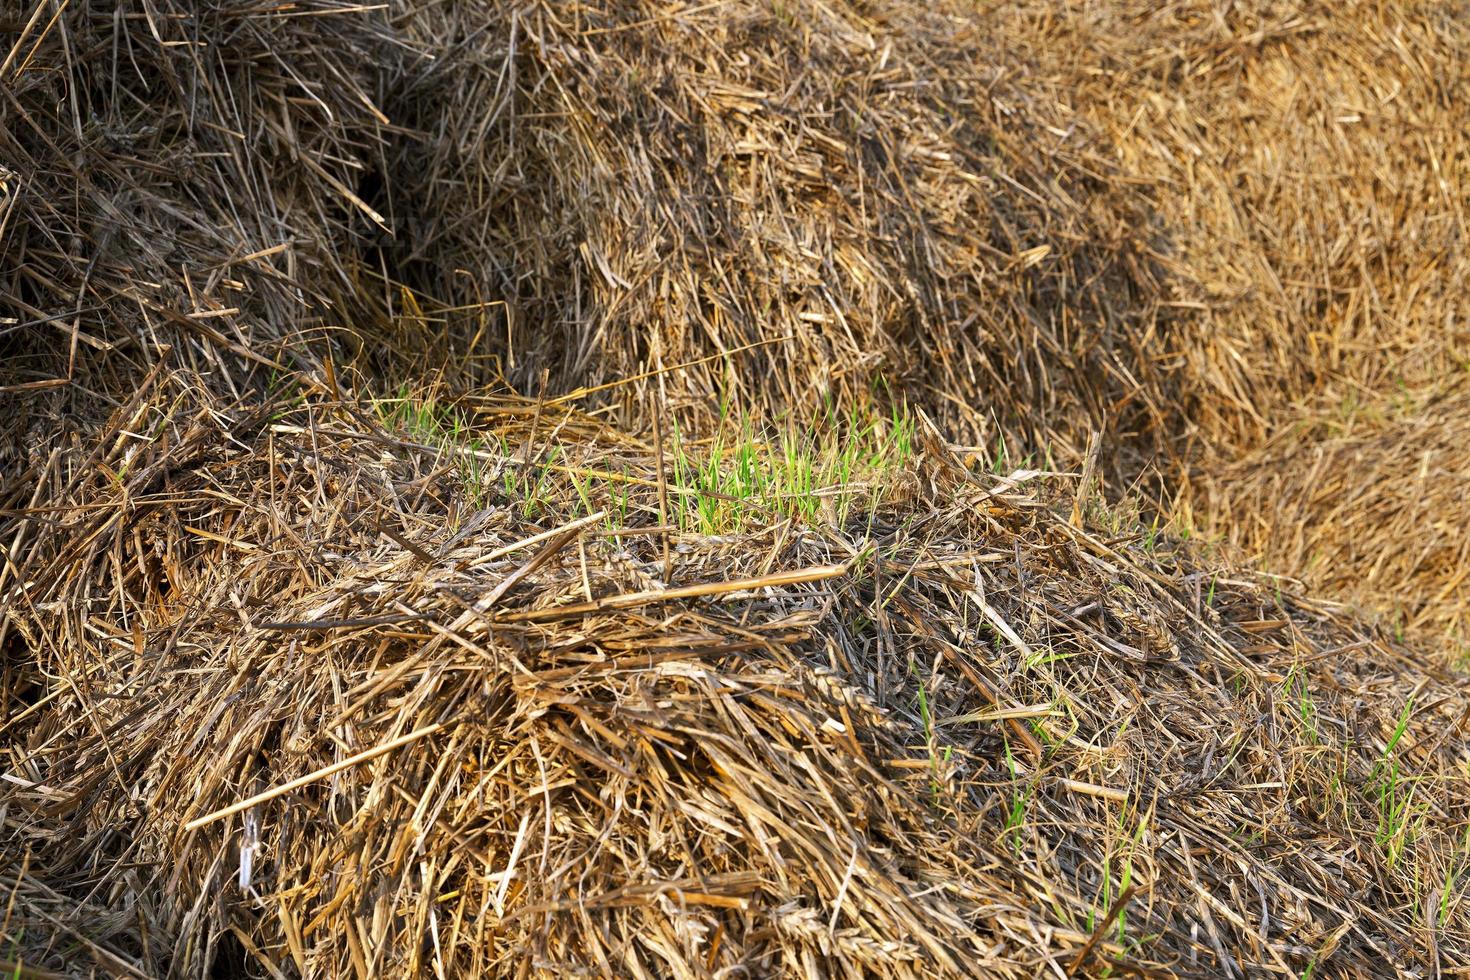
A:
<box><xmin>0</xmin><ymin>0</ymin><xmax>1176</xmax><ymax>456</ymax></box>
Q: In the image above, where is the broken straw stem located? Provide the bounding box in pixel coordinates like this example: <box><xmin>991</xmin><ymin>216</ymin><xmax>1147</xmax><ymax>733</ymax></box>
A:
<box><xmin>183</xmin><ymin>723</ymin><xmax>444</xmax><ymax>831</ymax></box>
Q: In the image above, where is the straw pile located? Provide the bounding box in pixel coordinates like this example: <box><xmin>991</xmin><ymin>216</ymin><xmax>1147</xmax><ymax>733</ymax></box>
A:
<box><xmin>4</xmin><ymin>0</ymin><xmax>1470</xmax><ymax>976</ymax></box>
<box><xmin>0</xmin><ymin>0</ymin><xmax>1185</xmax><ymax>457</ymax></box>
<box><xmin>1010</xmin><ymin>0</ymin><xmax>1470</xmax><ymax>450</ymax></box>
<box><xmin>0</xmin><ymin>0</ymin><xmax>399</xmax><ymax>411</ymax></box>
<box><xmin>4</xmin><ymin>382</ymin><xmax>1468</xmax><ymax>976</ymax></box>
<box><xmin>381</xmin><ymin>0</ymin><xmax>1185</xmax><ymax>456</ymax></box>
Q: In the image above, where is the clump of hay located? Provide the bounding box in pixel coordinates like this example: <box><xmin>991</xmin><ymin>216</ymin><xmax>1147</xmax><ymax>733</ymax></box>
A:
<box><xmin>2</xmin><ymin>379</ymin><xmax>1467</xmax><ymax>975</ymax></box>
<box><xmin>999</xmin><ymin>0</ymin><xmax>1470</xmax><ymax>638</ymax></box>
<box><xmin>379</xmin><ymin>0</ymin><xmax>1175</xmax><ymax>453</ymax></box>
<box><xmin>0</xmin><ymin>0</ymin><xmax>398</xmax><ymax>390</ymax></box>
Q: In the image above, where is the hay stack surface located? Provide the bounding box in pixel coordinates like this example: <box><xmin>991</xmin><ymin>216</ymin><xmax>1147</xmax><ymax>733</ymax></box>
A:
<box><xmin>380</xmin><ymin>0</ymin><xmax>1176</xmax><ymax>455</ymax></box>
<box><xmin>0</xmin><ymin>0</ymin><xmax>398</xmax><ymax>386</ymax></box>
<box><xmin>1008</xmin><ymin>0</ymin><xmax>1470</xmax><ymax>449</ymax></box>
<box><xmin>998</xmin><ymin>0</ymin><xmax>1470</xmax><ymax>640</ymax></box>
<box><xmin>1189</xmin><ymin>380</ymin><xmax>1470</xmax><ymax>643</ymax></box>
